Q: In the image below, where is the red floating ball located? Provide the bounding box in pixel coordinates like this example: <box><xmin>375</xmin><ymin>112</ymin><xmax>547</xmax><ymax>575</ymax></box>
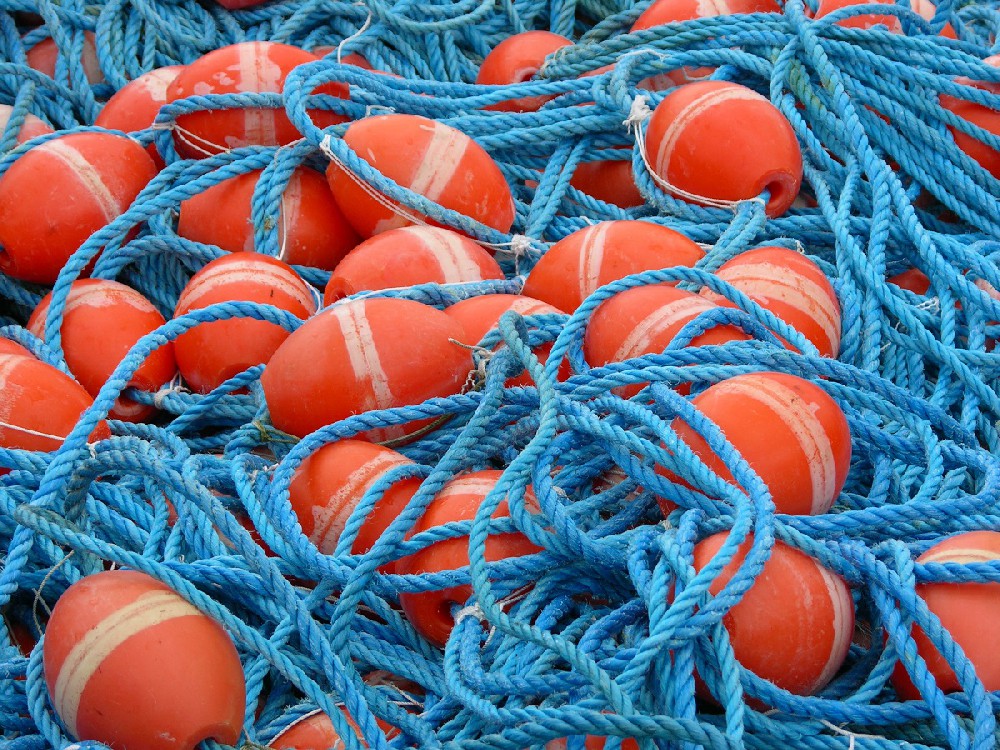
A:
<box><xmin>665</xmin><ymin>371</ymin><xmax>852</xmax><ymax>516</ymax></box>
<box><xmin>177</xmin><ymin>166</ymin><xmax>360</xmax><ymax>271</ymax></box>
<box><xmin>940</xmin><ymin>56</ymin><xmax>1000</xmax><ymax>180</ymax></box>
<box><xmin>397</xmin><ymin>470</ymin><xmax>542</xmax><ymax>647</ymax></box>
<box><xmin>173</xmin><ymin>254</ymin><xmax>317</xmax><ymax>393</ymax></box>
<box><xmin>43</xmin><ymin>570</ymin><xmax>245</xmax><ymax>750</ymax></box>
<box><xmin>446</xmin><ymin>293</ymin><xmax>567</xmax><ymax>387</ymax></box>
<box><xmin>326</xmin><ymin>114</ymin><xmax>516</xmax><ymax>238</ymax></box>
<box><xmin>569</xmin><ymin>159</ymin><xmax>645</xmax><ymax>209</ymax></box>
<box><xmin>0</xmin><ymin>104</ymin><xmax>53</xmax><ymax>145</ymax></box>
<box><xmin>700</xmin><ymin>246</ymin><xmax>841</xmax><ymax>358</ymax></box>
<box><xmin>0</xmin><ymin>339</ymin><xmax>31</xmax><ymax>357</ymax></box>
<box><xmin>813</xmin><ymin>0</ymin><xmax>903</xmax><ymax>30</ymax></box>
<box><xmin>911</xmin><ymin>0</ymin><xmax>957</xmax><ymax>37</ymax></box>
<box><xmin>27</xmin><ymin>279</ymin><xmax>177</xmax><ymax>422</ymax></box>
<box><xmin>261</xmin><ymin>297</ymin><xmax>471</xmax><ymax>441</ymax></box>
<box><xmin>95</xmin><ymin>66</ymin><xmax>185</xmax><ymax>167</ymax></box>
<box><xmin>0</xmin><ymin>354</ymin><xmax>111</xmax><ymax>471</ymax></box>
<box><xmin>271</xmin><ymin>707</ymin><xmax>399</xmax><ymax>750</ymax></box>
<box><xmin>584</xmin><ymin>284</ymin><xmax>750</xmax><ymax>369</ymax></box>
<box><xmin>0</xmin><ymin>131</ymin><xmax>158</xmax><ymax>284</ymax></box>
<box><xmin>166</xmin><ymin>42</ymin><xmax>344</xmax><ymax>158</ymax></box>
<box><xmin>891</xmin><ymin>531</ymin><xmax>1000</xmax><ymax>700</ymax></box>
<box><xmin>523</xmin><ymin>221</ymin><xmax>705</xmax><ymax>314</ymax></box>
<box><xmin>692</xmin><ymin>532</ymin><xmax>854</xmax><ymax>697</ymax></box>
<box><xmin>324</xmin><ymin>226</ymin><xmax>503</xmax><ymax>304</ymax></box>
<box><xmin>26</xmin><ymin>31</ymin><xmax>103</xmax><ymax>85</ymax></box>
<box><xmin>288</xmin><ymin>439</ymin><xmax>421</xmax><ymax>562</ymax></box>
<box><xmin>644</xmin><ymin>81</ymin><xmax>803</xmax><ymax>217</ymax></box>
<box><xmin>475</xmin><ymin>31</ymin><xmax>574</xmax><ymax>112</ymax></box>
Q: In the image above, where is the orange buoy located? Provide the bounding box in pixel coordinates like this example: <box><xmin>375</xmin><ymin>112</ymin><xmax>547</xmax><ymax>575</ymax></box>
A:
<box><xmin>166</xmin><ymin>42</ymin><xmax>345</xmax><ymax>158</ymax></box>
<box><xmin>95</xmin><ymin>66</ymin><xmax>185</xmax><ymax>167</ymax></box>
<box><xmin>26</xmin><ymin>31</ymin><xmax>103</xmax><ymax>85</ymax></box>
<box><xmin>700</xmin><ymin>246</ymin><xmax>841</xmax><ymax>358</ymax></box>
<box><xmin>692</xmin><ymin>532</ymin><xmax>854</xmax><ymax>697</ymax></box>
<box><xmin>177</xmin><ymin>166</ymin><xmax>360</xmax><ymax>270</ymax></box>
<box><xmin>43</xmin><ymin>570</ymin><xmax>245</xmax><ymax>750</ymax></box>
<box><xmin>644</xmin><ymin>81</ymin><xmax>803</xmax><ymax>217</ymax></box>
<box><xmin>326</xmin><ymin>114</ymin><xmax>516</xmax><ymax>238</ymax></box>
<box><xmin>940</xmin><ymin>56</ymin><xmax>1000</xmax><ymax>180</ymax></box>
<box><xmin>0</xmin><ymin>131</ymin><xmax>158</xmax><ymax>284</ymax></box>
<box><xmin>569</xmin><ymin>159</ymin><xmax>645</xmax><ymax>209</ymax></box>
<box><xmin>323</xmin><ymin>226</ymin><xmax>503</xmax><ymax>304</ymax></box>
<box><xmin>523</xmin><ymin>221</ymin><xmax>705</xmax><ymax>313</ymax></box>
<box><xmin>27</xmin><ymin>279</ymin><xmax>177</xmax><ymax>422</ymax></box>
<box><xmin>287</xmin><ymin>439</ymin><xmax>421</xmax><ymax>564</ymax></box>
<box><xmin>813</xmin><ymin>0</ymin><xmax>903</xmax><ymax>30</ymax></box>
<box><xmin>173</xmin><ymin>254</ymin><xmax>317</xmax><ymax>393</ymax></box>
<box><xmin>476</xmin><ymin>31</ymin><xmax>574</xmax><ymax>112</ymax></box>
<box><xmin>261</xmin><ymin>297</ymin><xmax>471</xmax><ymax>441</ymax></box>
<box><xmin>0</xmin><ymin>104</ymin><xmax>53</xmax><ymax>146</ymax></box>
<box><xmin>446</xmin><ymin>293</ymin><xmax>567</xmax><ymax>387</ymax></box>
<box><xmin>665</xmin><ymin>371</ymin><xmax>852</xmax><ymax>516</ymax></box>
<box><xmin>0</xmin><ymin>354</ymin><xmax>112</xmax><ymax>469</ymax></box>
<box><xmin>397</xmin><ymin>470</ymin><xmax>541</xmax><ymax>646</ymax></box>
<box><xmin>891</xmin><ymin>531</ymin><xmax>1000</xmax><ymax>700</ymax></box>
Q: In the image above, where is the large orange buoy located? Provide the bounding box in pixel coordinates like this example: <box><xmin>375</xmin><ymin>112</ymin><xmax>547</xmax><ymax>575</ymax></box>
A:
<box><xmin>95</xmin><ymin>66</ymin><xmax>185</xmax><ymax>167</ymax></box>
<box><xmin>177</xmin><ymin>167</ymin><xmax>360</xmax><ymax>270</ymax></box>
<box><xmin>569</xmin><ymin>158</ymin><xmax>645</xmax><ymax>209</ymax></box>
<box><xmin>476</xmin><ymin>31</ymin><xmax>574</xmax><ymax>112</ymax></box>
<box><xmin>261</xmin><ymin>297</ymin><xmax>471</xmax><ymax>441</ymax></box>
<box><xmin>446</xmin><ymin>293</ymin><xmax>567</xmax><ymax>387</ymax></box>
<box><xmin>397</xmin><ymin>470</ymin><xmax>542</xmax><ymax>647</ymax></box>
<box><xmin>644</xmin><ymin>81</ymin><xmax>802</xmax><ymax>217</ymax></box>
<box><xmin>630</xmin><ymin>0</ymin><xmax>782</xmax><ymax>89</ymax></box>
<box><xmin>700</xmin><ymin>246</ymin><xmax>842</xmax><ymax>358</ymax></box>
<box><xmin>27</xmin><ymin>279</ymin><xmax>177</xmax><ymax>422</ymax></box>
<box><xmin>26</xmin><ymin>31</ymin><xmax>103</xmax><ymax>85</ymax></box>
<box><xmin>326</xmin><ymin>114</ymin><xmax>516</xmax><ymax>238</ymax></box>
<box><xmin>166</xmin><ymin>42</ymin><xmax>344</xmax><ymax>158</ymax></box>
<box><xmin>287</xmin><ymin>439</ymin><xmax>421</xmax><ymax>563</ymax></box>
<box><xmin>0</xmin><ymin>104</ymin><xmax>53</xmax><ymax>146</ymax></box>
<box><xmin>323</xmin><ymin>226</ymin><xmax>503</xmax><ymax>304</ymax></box>
<box><xmin>523</xmin><ymin>221</ymin><xmax>705</xmax><ymax>313</ymax></box>
<box><xmin>584</xmin><ymin>284</ymin><xmax>750</xmax><ymax>369</ymax></box>
<box><xmin>0</xmin><ymin>354</ymin><xmax>111</xmax><ymax>470</ymax></box>
<box><xmin>940</xmin><ymin>56</ymin><xmax>1000</xmax><ymax>180</ymax></box>
<box><xmin>0</xmin><ymin>131</ymin><xmax>158</xmax><ymax>284</ymax></box>
<box><xmin>271</xmin><ymin>707</ymin><xmax>399</xmax><ymax>750</ymax></box>
<box><xmin>173</xmin><ymin>254</ymin><xmax>317</xmax><ymax>393</ymax></box>
<box><xmin>43</xmin><ymin>570</ymin><xmax>245</xmax><ymax>750</ymax></box>
<box><xmin>665</xmin><ymin>371</ymin><xmax>852</xmax><ymax>516</ymax></box>
<box><xmin>813</xmin><ymin>0</ymin><xmax>903</xmax><ymax>31</ymax></box>
<box><xmin>692</xmin><ymin>533</ymin><xmax>854</xmax><ymax>697</ymax></box>
<box><xmin>891</xmin><ymin>531</ymin><xmax>1000</xmax><ymax>700</ymax></box>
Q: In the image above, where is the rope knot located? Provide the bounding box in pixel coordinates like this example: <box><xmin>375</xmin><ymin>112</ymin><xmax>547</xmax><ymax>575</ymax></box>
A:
<box><xmin>624</xmin><ymin>95</ymin><xmax>653</xmax><ymax>134</ymax></box>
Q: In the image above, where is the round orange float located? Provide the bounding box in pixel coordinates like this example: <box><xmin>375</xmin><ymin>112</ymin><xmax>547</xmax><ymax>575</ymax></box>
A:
<box><xmin>476</xmin><ymin>31</ymin><xmax>574</xmax><ymax>112</ymax></box>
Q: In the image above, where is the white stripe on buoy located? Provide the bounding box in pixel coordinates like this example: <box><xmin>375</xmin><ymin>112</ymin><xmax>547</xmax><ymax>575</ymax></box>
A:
<box><xmin>578</xmin><ymin>222</ymin><xmax>613</xmax><ymax>305</ymax></box>
<box><xmin>697</xmin><ymin>0</ymin><xmax>733</xmax><ymax>16</ymax></box>
<box><xmin>920</xmin><ymin>547</ymin><xmax>1000</xmax><ymax>564</ymax></box>
<box><xmin>53</xmin><ymin>590</ymin><xmax>201</xmax><ymax>737</ymax></box>
<box><xmin>239</xmin><ymin>43</ymin><xmax>281</xmax><ymax>148</ymax></box>
<box><xmin>715</xmin><ymin>262</ymin><xmax>840</xmax><ymax>353</ymax></box>
<box><xmin>720</xmin><ymin>375</ymin><xmax>837</xmax><ymax>515</ymax></box>
<box><xmin>0</xmin><ymin>356</ymin><xmax>26</xmax><ymax>426</ymax></box>
<box><xmin>311</xmin><ymin>451</ymin><xmax>412</xmax><ymax>553</ymax></box>
<box><xmin>332</xmin><ymin>302</ymin><xmax>395</xmax><ymax>411</ymax></box>
<box><xmin>41</xmin><ymin>139</ymin><xmax>122</xmax><ymax>223</ymax></box>
<box><xmin>410</xmin><ymin>121</ymin><xmax>469</xmax><ymax>204</ymax></box>
<box><xmin>653</xmin><ymin>86</ymin><xmax>766</xmax><ymax>179</ymax></box>
<box><xmin>813</xmin><ymin>563</ymin><xmax>854</xmax><ymax>693</ymax></box>
<box><xmin>177</xmin><ymin>263</ymin><xmax>316</xmax><ymax>315</ymax></box>
<box><xmin>612</xmin><ymin>295</ymin><xmax>715</xmax><ymax>361</ymax></box>
<box><xmin>279</xmin><ymin>171</ymin><xmax>304</xmax><ymax>258</ymax></box>
<box><xmin>438</xmin><ymin>476</ymin><xmax>499</xmax><ymax>500</ymax></box>
<box><xmin>138</xmin><ymin>67</ymin><xmax>179</xmax><ymax>101</ymax></box>
<box><xmin>509</xmin><ymin>298</ymin><xmax>554</xmax><ymax>316</ymax></box>
<box><xmin>405</xmin><ymin>227</ymin><xmax>485</xmax><ymax>283</ymax></box>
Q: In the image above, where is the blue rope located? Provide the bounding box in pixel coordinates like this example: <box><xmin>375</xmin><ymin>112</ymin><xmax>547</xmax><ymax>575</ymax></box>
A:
<box><xmin>4</xmin><ymin>0</ymin><xmax>1000</xmax><ymax>748</ymax></box>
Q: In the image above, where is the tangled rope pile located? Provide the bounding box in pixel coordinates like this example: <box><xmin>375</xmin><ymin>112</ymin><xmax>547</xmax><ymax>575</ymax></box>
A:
<box><xmin>2</xmin><ymin>0</ymin><xmax>1000</xmax><ymax>748</ymax></box>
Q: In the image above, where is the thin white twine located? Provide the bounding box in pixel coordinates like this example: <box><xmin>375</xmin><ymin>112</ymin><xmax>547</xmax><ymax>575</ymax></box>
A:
<box><xmin>819</xmin><ymin>720</ymin><xmax>885</xmax><ymax>750</ymax></box>
<box><xmin>153</xmin><ymin>376</ymin><xmax>189</xmax><ymax>409</ymax></box>
<box><xmin>625</xmin><ymin>94</ymin><xmax>766</xmax><ymax>213</ymax></box>
<box><xmin>151</xmin><ymin>119</ymin><xmax>229</xmax><ymax>158</ymax></box>
<box><xmin>454</xmin><ymin>586</ymin><xmax>531</xmax><ymax>645</ymax></box>
<box><xmin>0</xmin><ymin>420</ymin><xmax>99</xmax><ymax>449</ymax></box>
<box><xmin>336</xmin><ymin>8</ymin><xmax>374</xmax><ymax>64</ymax></box>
